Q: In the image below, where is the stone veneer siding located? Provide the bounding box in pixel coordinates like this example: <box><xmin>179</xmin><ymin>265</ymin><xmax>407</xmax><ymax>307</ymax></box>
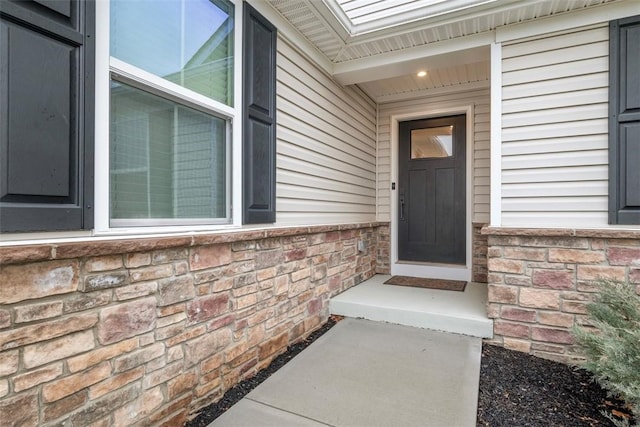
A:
<box><xmin>473</xmin><ymin>223</ymin><xmax>488</xmax><ymax>283</ymax></box>
<box><xmin>0</xmin><ymin>222</ymin><xmax>387</xmax><ymax>426</ymax></box>
<box><xmin>483</xmin><ymin>226</ymin><xmax>640</xmax><ymax>364</ymax></box>
<box><xmin>375</xmin><ymin>224</ymin><xmax>390</xmax><ymax>275</ymax></box>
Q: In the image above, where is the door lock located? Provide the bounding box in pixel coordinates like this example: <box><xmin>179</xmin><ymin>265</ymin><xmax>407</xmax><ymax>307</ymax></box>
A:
<box><xmin>399</xmin><ymin>189</ymin><xmax>405</xmax><ymax>221</ymax></box>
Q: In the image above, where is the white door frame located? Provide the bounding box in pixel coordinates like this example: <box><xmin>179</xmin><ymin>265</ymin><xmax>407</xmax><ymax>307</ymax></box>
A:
<box><xmin>390</xmin><ymin>104</ymin><xmax>474</xmax><ymax>281</ymax></box>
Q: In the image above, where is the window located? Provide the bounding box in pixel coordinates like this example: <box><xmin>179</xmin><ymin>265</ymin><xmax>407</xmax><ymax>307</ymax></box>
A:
<box><xmin>410</xmin><ymin>126</ymin><xmax>454</xmax><ymax>159</ymax></box>
<box><xmin>110</xmin><ymin>0</ymin><xmax>234</xmax><ymax>105</ymax></box>
<box><xmin>609</xmin><ymin>15</ymin><xmax>640</xmax><ymax>225</ymax></box>
<box><xmin>109</xmin><ymin>83</ymin><xmax>228</xmax><ymax>223</ymax></box>
<box><xmin>1</xmin><ymin>0</ymin><xmax>276</xmax><ymax>234</ymax></box>
<box><xmin>108</xmin><ymin>0</ymin><xmax>234</xmax><ymax>226</ymax></box>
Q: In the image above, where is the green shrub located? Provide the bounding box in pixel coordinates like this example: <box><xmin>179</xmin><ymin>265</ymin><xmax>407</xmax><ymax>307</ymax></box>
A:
<box><xmin>573</xmin><ymin>280</ymin><xmax>640</xmax><ymax>426</ymax></box>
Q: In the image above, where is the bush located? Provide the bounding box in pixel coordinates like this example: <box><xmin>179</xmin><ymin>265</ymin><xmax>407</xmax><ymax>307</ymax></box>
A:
<box><xmin>573</xmin><ymin>280</ymin><xmax>640</xmax><ymax>426</ymax></box>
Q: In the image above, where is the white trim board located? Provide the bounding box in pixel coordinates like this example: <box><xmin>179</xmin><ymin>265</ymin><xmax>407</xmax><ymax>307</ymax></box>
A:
<box><xmin>389</xmin><ymin>104</ymin><xmax>475</xmax><ymax>282</ymax></box>
<box><xmin>489</xmin><ymin>42</ymin><xmax>502</xmax><ymax>227</ymax></box>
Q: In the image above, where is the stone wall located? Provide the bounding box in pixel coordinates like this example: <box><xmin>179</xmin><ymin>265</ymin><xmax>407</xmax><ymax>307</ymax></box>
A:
<box><xmin>0</xmin><ymin>222</ymin><xmax>385</xmax><ymax>426</ymax></box>
<box><xmin>483</xmin><ymin>227</ymin><xmax>640</xmax><ymax>363</ymax></box>
<box><xmin>473</xmin><ymin>223</ymin><xmax>488</xmax><ymax>283</ymax></box>
<box><xmin>376</xmin><ymin>224</ymin><xmax>390</xmax><ymax>274</ymax></box>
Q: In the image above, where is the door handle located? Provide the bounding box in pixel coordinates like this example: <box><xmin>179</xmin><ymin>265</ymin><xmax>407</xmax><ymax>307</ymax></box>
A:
<box><xmin>399</xmin><ymin>190</ymin><xmax>405</xmax><ymax>221</ymax></box>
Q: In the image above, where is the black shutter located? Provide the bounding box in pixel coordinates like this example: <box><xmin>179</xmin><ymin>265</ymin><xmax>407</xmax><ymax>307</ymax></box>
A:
<box><xmin>0</xmin><ymin>0</ymin><xmax>94</xmax><ymax>232</ymax></box>
<box><xmin>242</xmin><ymin>2</ymin><xmax>276</xmax><ymax>224</ymax></box>
<box><xmin>609</xmin><ymin>15</ymin><xmax>640</xmax><ymax>224</ymax></box>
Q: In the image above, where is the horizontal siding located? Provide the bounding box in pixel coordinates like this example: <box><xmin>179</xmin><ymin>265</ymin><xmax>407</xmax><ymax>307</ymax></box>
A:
<box><xmin>503</xmin><ymin>165</ymin><xmax>608</xmax><ymax>183</ymax></box>
<box><xmin>502</xmin><ymin>181</ymin><xmax>608</xmax><ymax>198</ymax></box>
<box><xmin>502</xmin><ymin>134</ymin><xmax>606</xmax><ymax>155</ymax></box>
<box><xmin>377</xmin><ymin>89</ymin><xmax>491</xmax><ymax>224</ymax></box>
<box><xmin>501</xmin><ymin>25</ymin><xmax>609</xmax><ymax>227</ymax></box>
<box><xmin>502</xmin><ymin>57</ymin><xmax>608</xmax><ymax>86</ymax></box>
<box><xmin>502</xmin><ymin>150</ymin><xmax>607</xmax><ymax>170</ymax></box>
<box><xmin>502</xmin><ymin>212</ymin><xmax>609</xmax><ymax>227</ymax></box>
<box><xmin>502</xmin><ymin>88</ymin><xmax>608</xmax><ymax>114</ymax></box>
<box><xmin>502</xmin><ymin>41</ymin><xmax>608</xmax><ymax>72</ymax></box>
<box><xmin>502</xmin><ymin>73</ymin><xmax>608</xmax><ymax>100</ymax></box>
<box><xmin>275</xmin><ymin>38</ymin><xmax>377</xmax><ymax>225</ymax></box>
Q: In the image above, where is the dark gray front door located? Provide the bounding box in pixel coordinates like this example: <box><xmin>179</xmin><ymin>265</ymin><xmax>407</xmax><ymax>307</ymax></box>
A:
<box><xmin>398</xmin><ymin>115</ymin><xmax>466</xmax><ymax>264</ymax></box>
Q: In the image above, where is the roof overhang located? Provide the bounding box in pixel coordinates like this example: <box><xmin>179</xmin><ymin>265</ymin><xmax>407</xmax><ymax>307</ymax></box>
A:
<box><xmin>258</xmin><ymin>0</ymin><xmax>629</xmax><ymax>100</ymax></box>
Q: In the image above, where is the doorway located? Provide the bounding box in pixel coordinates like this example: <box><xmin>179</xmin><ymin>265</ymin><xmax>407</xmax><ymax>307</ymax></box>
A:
<box><xmin>397</xmin><ymin>114</ymin><xmax>466</xmax><ymax>266</ymax></box>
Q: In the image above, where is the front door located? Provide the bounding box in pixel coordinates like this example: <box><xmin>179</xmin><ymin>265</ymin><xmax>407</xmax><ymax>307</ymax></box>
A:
<box><xmin>398</xmin><ymin>115</ymin><xmax>466</xmax><ymax>264</ymax></box>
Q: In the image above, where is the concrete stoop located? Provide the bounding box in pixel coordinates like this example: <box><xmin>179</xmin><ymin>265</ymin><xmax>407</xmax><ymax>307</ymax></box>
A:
<box><xmin>330</xmin><ymin>274</ymin><xmax>493</xmax><ymax>338</ymax></box>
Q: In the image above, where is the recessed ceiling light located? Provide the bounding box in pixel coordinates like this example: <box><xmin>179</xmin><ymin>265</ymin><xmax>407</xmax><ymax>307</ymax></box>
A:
<box><xmin>417</xmin><ymin>70</ymin><xmax>427</xmax><ymax>77</ymax></box>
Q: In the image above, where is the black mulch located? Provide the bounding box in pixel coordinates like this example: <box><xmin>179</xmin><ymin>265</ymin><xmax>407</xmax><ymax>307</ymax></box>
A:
<box><xmin>477</xmin><ymin>344</ymin><xmax>633</xmax><ymax>427</ymax></box>
<box><xmin>187</xmin><ymin>317</ymin><xmax>634</xmax><ymax>427</ymax></box>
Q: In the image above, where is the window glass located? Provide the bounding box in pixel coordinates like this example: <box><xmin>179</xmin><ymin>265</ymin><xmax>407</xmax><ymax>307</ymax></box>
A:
<box><xmin>411</xmin><ymin>126</ymin><xmax>453</xmax><ymax>159</ymax></box>
<box><xmin>110</xmin><ymin>82</ymin><xmax>227</xmax><ymax>223</ymax></box>
<box><xmin>110</xmin><ymin>0</ymin><xmax>234</xmax><ymax>106</ymax></box>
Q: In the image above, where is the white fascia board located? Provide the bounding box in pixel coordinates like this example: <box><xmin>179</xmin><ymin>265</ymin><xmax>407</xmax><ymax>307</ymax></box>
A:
<box><xmin>247</xmin><ymin>0</ymin><xmax>334</xmax><ymax>75</ymax></box>
<box><xmin>333</xmin><ymin>32</ymin><xmax>494</xmax><ymax>85</ymax></box>
<box><xmin>496</xmin><ymin>0</ymin><xmax>640</xmax><ymax>43</ymax></box>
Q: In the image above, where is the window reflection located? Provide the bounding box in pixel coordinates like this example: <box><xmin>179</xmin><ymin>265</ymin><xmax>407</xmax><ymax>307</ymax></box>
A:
<box><xmin>410</xmin><ymin>126</ymin><xmax>453</xmax><ymax>159</ymax></box>
<box><xmin>111</xmin><ymin>0</ymin><xmax>234</xmax><ymax>106</ymax></box>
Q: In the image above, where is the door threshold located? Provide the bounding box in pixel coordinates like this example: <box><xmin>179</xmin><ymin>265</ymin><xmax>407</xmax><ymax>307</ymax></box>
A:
<box><xmin>392</xmin><ymin>262</ymin><xmax>471</xmax><ymax>281</ymax></box>
<box><xmin>396</xmin><ymin>260</ymin><xmax>466</xmax><ymax>269</ymax></box>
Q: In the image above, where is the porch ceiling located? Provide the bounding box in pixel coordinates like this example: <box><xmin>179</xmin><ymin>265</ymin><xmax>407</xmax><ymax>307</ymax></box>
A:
<box><xmin>266</xmin><ymin>0</ymin><xmax>617</xmax><ymax>97</ymax></box>
<box><xmin>357</xmin><ymin>59</ymin><xmax>490</xmax><ymax>103</ymax></box>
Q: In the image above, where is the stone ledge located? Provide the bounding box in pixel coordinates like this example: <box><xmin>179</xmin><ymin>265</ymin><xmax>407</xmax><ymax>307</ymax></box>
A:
<box><xmin>482</xmin><ymin>226</ymin><xmax>640</xmax><ymax>240</ymax></box>
<box><xmin>1</xmin><ymin>222</ymin><xmax>389</xmax><ymax>266</ymax></box>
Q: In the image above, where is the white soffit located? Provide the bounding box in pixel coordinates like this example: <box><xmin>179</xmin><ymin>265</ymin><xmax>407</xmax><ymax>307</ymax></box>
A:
<box><xmin>267</xmin><ymin>0</ymin><xmax>620</xmax><ymax>64</ymax></box>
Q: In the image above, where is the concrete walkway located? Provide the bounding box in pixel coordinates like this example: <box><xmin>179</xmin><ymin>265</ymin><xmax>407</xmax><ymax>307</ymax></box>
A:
<box><xmin>210</xmin><ymin>318</ymin><xmax>482</xmax><ymax>427</ymax></box>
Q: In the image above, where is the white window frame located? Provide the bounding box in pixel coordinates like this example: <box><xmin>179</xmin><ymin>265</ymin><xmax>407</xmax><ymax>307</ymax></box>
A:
<box><xmin>94</xmin><ymin>0</ymin><xmax>243</xmax><ymax>235</ymax></box>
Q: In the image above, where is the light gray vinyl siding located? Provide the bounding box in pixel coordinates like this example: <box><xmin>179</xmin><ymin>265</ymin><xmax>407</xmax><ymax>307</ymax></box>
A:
<box><xmin>275</xmin><ymin>38</ymin><xmax>377</xmax><ymax>225</ymax></box>
<box><xmin>377</xmin><ymin>89</ymin><xmax>491</xmax><ymax>224</ymax></box>
<box><xmin>501</xmin><ymin>25</ymin><xmax>609</xmax><ymax>227</ymax></box>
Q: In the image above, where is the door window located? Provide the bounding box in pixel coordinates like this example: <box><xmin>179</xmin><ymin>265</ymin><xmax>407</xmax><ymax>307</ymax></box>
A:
<box><xmin>410</xmin><ymin>126</ymin><xmax>453</xmax><ymax>159</ymax></box>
